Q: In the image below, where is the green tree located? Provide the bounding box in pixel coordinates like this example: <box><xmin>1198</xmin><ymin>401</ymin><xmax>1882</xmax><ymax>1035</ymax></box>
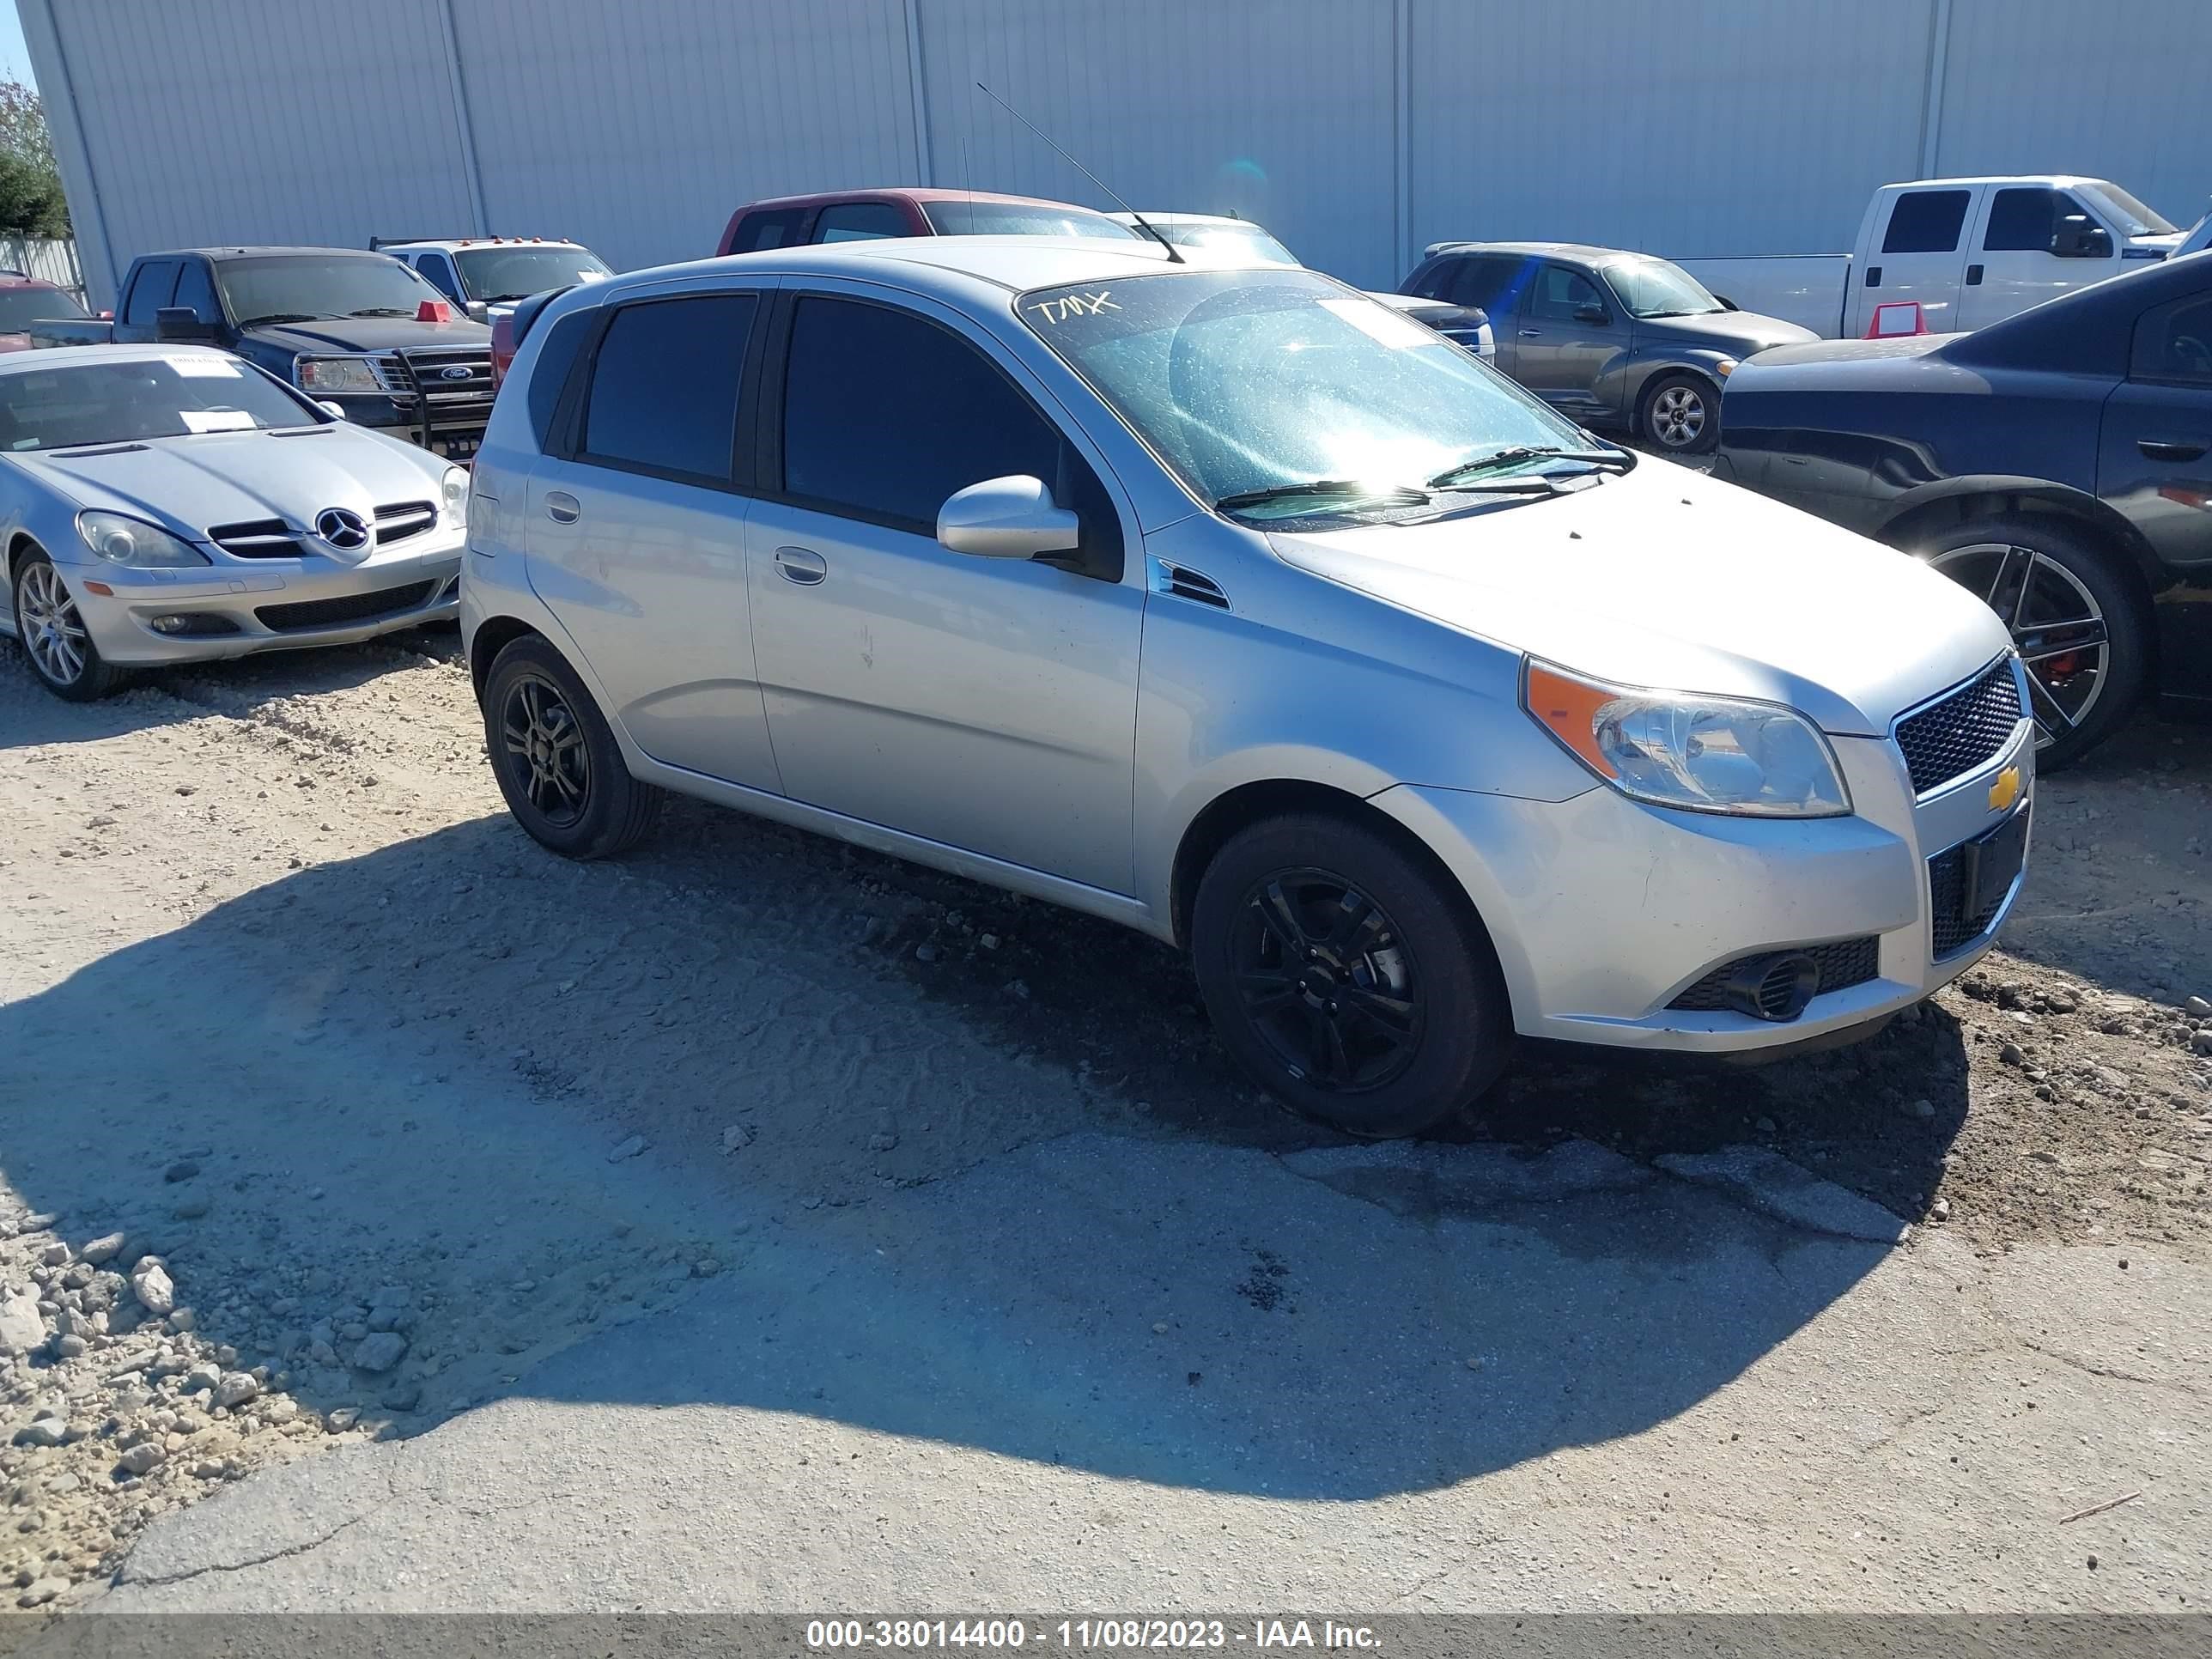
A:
<box><xmin>0</xmin><ymin>81</ymin><xmax>70</xmax><ymax>237</ymax></box>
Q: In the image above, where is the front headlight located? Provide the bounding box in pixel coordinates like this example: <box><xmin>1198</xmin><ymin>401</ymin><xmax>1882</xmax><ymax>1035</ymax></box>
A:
<box><xmin>296</xmin><ymin>356</ymin><xmax>384</xmax><ymax>394</ymax></box>
<box><xmin>76</xmin><ymin>511</ymin><xmax>209</xmax><ymax>569</ymax></box>
<box><xmin>440</xmin><ymin>465</ymin><xmax>470</xmax><ymax>527</ymax></box>
<box><xmin>1523</xmin><ymin>659</ymin><xmax>1850</xmax><ymax>818</ymax></box>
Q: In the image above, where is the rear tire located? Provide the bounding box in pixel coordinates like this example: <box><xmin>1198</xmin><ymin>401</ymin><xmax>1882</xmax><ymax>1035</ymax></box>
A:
<box><xmin>11</xmin><ymin>549</ymin><xmax>122</xmax><ymax>701</ymax></box>
<box><xmin>1638</xmin><ymin>371</ymin><xmax>1720</xmax><ymax>455</ymax></box>
<box><xmin>483</xmin><ymin>635</ymin><xmax>661</xmax><ymax>859</ymax></box>
<box><xmin>1190</xmin><ymin>812</ymin><xmax>1511</xmax><ymax>1138</ymax></box>
<box><xmin>1909</xmin><ymin>514</ymin><xmax>2147</xmax><ymax>771</ymax></box>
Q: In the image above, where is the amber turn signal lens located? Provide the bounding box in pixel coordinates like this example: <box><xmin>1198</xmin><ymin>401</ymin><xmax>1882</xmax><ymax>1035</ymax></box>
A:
<box><xmin>1522</xmin><ymin>660</ymin><xmax>1622</xmax><ymax>778</ymax></box>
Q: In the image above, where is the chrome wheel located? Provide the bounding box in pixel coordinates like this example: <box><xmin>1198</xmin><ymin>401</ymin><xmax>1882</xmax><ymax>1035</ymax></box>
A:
<box><xmin>15</xmin><ymin>561</ymin><xmax>88</xmax><ymax>686</ymax></box>
<box><xmin>1929</xmin><ymin>542</ymin><xmax>2108</xmax><ymax>749</ymax></box>
<box><xmin>1232</xmin><ymin>869</ymin><xmax>1423</xmax><ymax>1093</ymax></box>
<box><xmin>1649</xmin><ymin>383</ymin><xmax>1707</xmax><ymax>449</ymax></box>
<box><xmin>499</xmin><ymin>672</ymin><xmax>591</xmax><ymax>827</ymax></box>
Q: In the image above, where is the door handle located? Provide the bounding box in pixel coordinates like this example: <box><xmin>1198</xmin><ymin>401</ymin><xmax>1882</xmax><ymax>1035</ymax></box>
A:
<box><xmin>2138</xmin><ymin>437</ymin><xmax>2210</xmax><ymax>462</ymax></box>
<box><xmin>775</xmin><ymin>545</ymin><xmax>828</xmax><ymax>586</ymax></box>
<box><xmin>1517</xmin><ymin>328</ymin><xmax>1543</xmax><ymax>337</ymax></box>
<box><xmin>1865</xmin><ymin>265</ymin><xmax>1882</xmax><ymax>287</ymax></box>
<box><xmin>544</xmin><ymin>491</ymin><xmax>580</xmax><ymax>524</ymax></box>
<box><xmin>1966</xmin><ymin>264</ymin><xmax>1984</xmax><ymax>285</ymax></box>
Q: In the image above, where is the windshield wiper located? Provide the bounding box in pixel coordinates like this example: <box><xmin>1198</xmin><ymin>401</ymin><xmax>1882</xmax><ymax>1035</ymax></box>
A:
<box><xmin>346</xmin><ymin>307</ymin><xmax>416</xmax><ymax>318</ymax></box>
<box><xmin>1214</xmin><ymin>479</ymin><xmax>1431</xmax><ymax>514</ymax></box>
<box><xmin>1426</xmin><ymin>447</ymin><xmax>1631</xmax><ymax>489</ymax></box>
<box><xmin>236</xmin><ymin>312</ymin><xmax>329</xmax><ymax>326</ymax></box>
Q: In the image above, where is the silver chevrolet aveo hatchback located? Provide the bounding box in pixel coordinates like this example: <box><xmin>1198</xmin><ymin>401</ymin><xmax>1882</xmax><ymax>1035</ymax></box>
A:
<box><xmin>463</xmin><ymin>239</ymin><xmax>2033</xmax><ymax>1137</ymax></box>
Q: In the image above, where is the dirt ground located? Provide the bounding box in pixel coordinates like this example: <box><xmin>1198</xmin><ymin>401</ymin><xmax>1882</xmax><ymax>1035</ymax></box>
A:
<box><xmin>1</xmin><ymin>623</ymin><xmax>2208</xmax><ymax>1604</ymax></box>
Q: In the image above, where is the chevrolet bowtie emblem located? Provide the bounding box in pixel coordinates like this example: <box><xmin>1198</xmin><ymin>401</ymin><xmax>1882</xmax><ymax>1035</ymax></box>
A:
<box><xmin>1988</xmin><ymin>766</ymin><xmax>2021</xmax><ymax>813</ymax></box>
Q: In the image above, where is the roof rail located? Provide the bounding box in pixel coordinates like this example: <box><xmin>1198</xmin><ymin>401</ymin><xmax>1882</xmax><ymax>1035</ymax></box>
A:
<box><xmin>368</xmin><ymin>236</ymin><xmax>438</xmax><ymax>251</ymax></box>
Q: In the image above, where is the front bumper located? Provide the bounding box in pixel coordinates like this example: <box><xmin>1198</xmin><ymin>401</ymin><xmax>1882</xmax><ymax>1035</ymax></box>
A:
<box><xmin>1372</xmin><ymin>715</ymin><xmax>2034</xmax><ymax>1054</ymax></box>
<box><xmin>58</xmin><ymin>532</ymin><xmax>464</xmax><ymax>665</ymax></box>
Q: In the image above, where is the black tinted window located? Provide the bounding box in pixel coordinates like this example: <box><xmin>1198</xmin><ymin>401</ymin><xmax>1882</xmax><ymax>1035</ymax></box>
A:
<box><xmin>580</xmin><ymin>294</ymin><xmax>756</xmax><ymax>482</ymax></box>
<box><xmin>729</xmin><ymin>209</ymin><xmax>804</xmax><ymax>252</ymax></box>
<box><xmin>526</xmin><ymin>307</ymin><xmax>596</xmax><ymax>450</ymax></box>
<box><xmin>123</xmin><ymin>261</ymin><xmax>178</xmax><ymax>326</ymax></box>
<box><xmin>814</xmin><ymin>203</ymin><xmax>908</xmax><ymax>243</ymax></box>
<box><xmin>1983</xmin><ymin>188</ymin><xmax>2086</xmax><ymax>252</ymax></box>
<box><xmin>170</xmin><ymin>261</ymin><xmax>222</xmax><ymax>325</ymax></box>
<box><xmin>2130</xmin><ymin>293</ymin><xmax>2212</xmax><ymax>386</ymax></box>
<box><xmin>782</xmin><ymin>296</ymin><xmax>1107</xmax><ymax>547</ymax></box>
<box><xmin>1451</xmin><ymin>255</ymin><xmax>1526</xmax><ymax>311</ymax></box>
<box><xmin>1882</xmin><ymin>190</ymin><xmax>1971</xmax><ymax>254</ymax></box>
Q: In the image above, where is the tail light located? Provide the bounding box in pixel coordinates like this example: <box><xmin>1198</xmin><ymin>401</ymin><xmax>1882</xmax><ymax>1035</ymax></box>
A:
<box><xmin>490</xmin><ymin>314</ymin><xmax>516</xmax><ymax>389</ymax></box>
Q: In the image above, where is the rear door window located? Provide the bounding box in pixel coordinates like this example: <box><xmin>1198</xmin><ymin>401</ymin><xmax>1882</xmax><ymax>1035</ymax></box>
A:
<box><xmin>1449</xmin><ymin>255</ymin><xmax>1526</xmax><ymax>312</ymax></box>
<box><xmin>728</xmin><ymin>209</ymin><xmax>805</xmax><ymax>253</ymax></box>
<box><xmin>1529</xmin><ymin>264</ymin><xmax>1606</xmax><ymax>323</ymax></box>
<box><xmin>1882</xmin><ymin>190</ymin><xmax>1972</xmax><ymax>254</ymax></box>
<box><xmin>2130</xmin><ymin>292</ymin><xmax>2212</xmax><ymax>386</ymax></box>
<box><xmin>578</xmin><ymin>292</ymin><xmax>757</xmax><ymax>484</ymax></box>
<box><xmin>812</xmin><ymin>203</ymin><xmax>909</xmax><ymax>243</ymax></box>
<box><xmin>122</xmin><ymin>260</ymin><xmax>179</xmax><ymax>326</ymax></box>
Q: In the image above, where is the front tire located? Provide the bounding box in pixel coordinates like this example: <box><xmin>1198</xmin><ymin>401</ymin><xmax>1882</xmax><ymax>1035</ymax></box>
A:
<box><xmin>1190</xmin><ymin>812</ymin><xmax>1512</xmax><ymax>1138</ymax></box>
<box><xmin>1638</xmin><ymin>371</ymin><xmax>1719</xmax><ymax>455</ymax></box>
<box><xmin>1911</xmin><ymin>515</ymin><xmax>2147</xmax><ymax>770</ymax></box>
<box><xmin>483</xmin><ymin>635</ymin><xmax>661</xmax><ymax>859</ymax></box>
<box><xmin>11</xmin><ymin>550</ymin><xmax>121</xmax><ymax>701</ymax></box>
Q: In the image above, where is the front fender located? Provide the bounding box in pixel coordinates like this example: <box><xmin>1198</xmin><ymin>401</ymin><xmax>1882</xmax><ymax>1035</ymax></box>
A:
<box><xmin>1612</xmin><ymin>349</ymin><xmax>1734</xmax><ymax>419</ymax></box>
<box><xmin>1873</xmin><ymin>473</ymin><xmax>2167</xmax><ymax>592</ymax></box>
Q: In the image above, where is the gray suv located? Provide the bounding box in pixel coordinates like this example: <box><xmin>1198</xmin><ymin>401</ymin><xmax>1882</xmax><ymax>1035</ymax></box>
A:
<box><xmin>1401</xmin><ymin>242</ymin><xmax>1817</xmax><ymax>454</ymax></box>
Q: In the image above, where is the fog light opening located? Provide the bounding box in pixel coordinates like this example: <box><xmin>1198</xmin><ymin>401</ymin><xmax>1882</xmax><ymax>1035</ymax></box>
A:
<box><xmin>146</xmin><ymin>612</ymin><xmax>240</xmax><ymax>638</ymax></box>
<box><xmin>1722</xmin><ymin>952</ymin><xmax>1820</xmax><ymax>1022</ymax></box>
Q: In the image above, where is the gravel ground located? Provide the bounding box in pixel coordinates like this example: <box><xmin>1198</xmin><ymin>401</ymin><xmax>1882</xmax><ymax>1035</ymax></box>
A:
<box><xmin>0</xmin><ymin>624</ymin><xmax>2207</xmax><ymax>1607</ymax></box>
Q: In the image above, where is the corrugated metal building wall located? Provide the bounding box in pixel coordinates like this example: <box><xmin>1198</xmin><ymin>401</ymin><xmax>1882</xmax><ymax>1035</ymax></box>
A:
<box><xmin>22</xmin><ymin>0</ymin><xmax>2212</xmax><ymax>308</ymax></box>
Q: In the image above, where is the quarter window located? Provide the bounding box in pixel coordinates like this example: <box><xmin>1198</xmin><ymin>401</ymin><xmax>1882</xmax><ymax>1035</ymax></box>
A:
<box><xmin>122</xmin><ymin>260</ymin><xmax>179</xmax><ymax>326</ymax></box>
<box><xmin>579</xmin><ymin>293</ymin><xmax>757</xmax><ymax>483</ymax></box>
<box><xmin>1882</xmin><ymin>190</ymin><xmax>1971</xmax><ymax>254</ymax></box>
<box><xmin>812</xmin><ymin>203</ymin><xmax>909</xmax><ymax>243</ymax></box>
<box><xmin>781</xmin><ymin>295</ymin><xmax>1116</xmax><ymax>566</ymax></box>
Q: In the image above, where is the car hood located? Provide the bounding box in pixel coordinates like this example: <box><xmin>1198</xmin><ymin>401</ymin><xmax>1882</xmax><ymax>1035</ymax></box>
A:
<box><xmin>12</xmin><ymin>427</ymin><xmax>449</xmax><ymax>541</ymax></box>
<box><xmin>246</xmin><ymin>317</ymin><xmax>492</xmax><ymax>354</ymax></box>
<box><xmin>1268</xmin><ymin>461</ymin><xmax>2010</xmax><ymax>737</ymax></box>
<box><xmin>1636</xmin><ymin>310</ymin><xmax>1820</xmax><ymax>356</ymax></box>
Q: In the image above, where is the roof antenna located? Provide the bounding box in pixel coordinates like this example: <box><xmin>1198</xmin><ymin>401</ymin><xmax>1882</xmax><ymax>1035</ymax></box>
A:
<box><xmin>974</xmin><ymin>81</ymin><xmax>1182</xmax><ymax>263</ymax></box>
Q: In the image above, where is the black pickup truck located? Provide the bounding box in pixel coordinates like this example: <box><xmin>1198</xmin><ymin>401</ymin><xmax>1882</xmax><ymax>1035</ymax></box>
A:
<box><xmin>32</xmin><ymin>246</ymin><xmax>496</xmax><ymax>459</ymax></box>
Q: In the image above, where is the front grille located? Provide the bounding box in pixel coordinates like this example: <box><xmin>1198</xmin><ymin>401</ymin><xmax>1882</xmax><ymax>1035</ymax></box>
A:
<box><xmin>374</xmin><ymin>500</ymin><xmax>437</xmax><ymax>544</ymax></box>
<box><xmin>1668</xmin><ymin>937</ymin><xmax>1881</xmax><ymax>1012</ymax></box>
<box><xmin>255</xmin><ymin>580</ymin><xmax>436</xmax><ymax>633</ymax></box>
<box><xmin>209</xmin><ymin>518</ymin><xmax>307</xmax><ymax>559</ymax></box>
<box><xmin>1895</xmin><ymin>658</ymin><xmax>2026</xmax><ymax>794</ymax></box>
<box><xmin>377</xmin><ymin>348</ymin><xmax>495</xmax><ymax>429</ymax></box>
<box><xmin>1927</xmin><ymin>823</ymin><xmax>2027</xmax><ymax>958</ymax></box>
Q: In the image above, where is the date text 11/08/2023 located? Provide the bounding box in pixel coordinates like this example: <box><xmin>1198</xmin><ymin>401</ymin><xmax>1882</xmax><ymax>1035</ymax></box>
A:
<box><xmin>805</xmin><ymin>1620</ymin><xmax>1383</xmax><ymax>1650</ymax></box>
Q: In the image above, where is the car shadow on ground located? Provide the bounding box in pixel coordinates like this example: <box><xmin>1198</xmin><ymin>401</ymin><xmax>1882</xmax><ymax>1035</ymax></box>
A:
<box><xmin>1</xmin><ymin>811</ymin><xmax>1964</xmax><ymax>1501</ymax></box>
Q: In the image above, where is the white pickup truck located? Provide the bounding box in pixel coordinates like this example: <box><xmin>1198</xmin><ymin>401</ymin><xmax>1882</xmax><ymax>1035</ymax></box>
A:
<box><xmin>1678</xmin><ymin>175</ymin><xmax>2185</xmax><ymax>337</ymax></box>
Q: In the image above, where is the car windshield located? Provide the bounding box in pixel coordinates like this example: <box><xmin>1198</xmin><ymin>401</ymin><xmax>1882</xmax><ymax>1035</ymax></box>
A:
<box><xmin>0</xmin><ymin>286</ymin><xmax>88</xmax><ymax>331</ymax></box>
<box><xmin>921</xmin><ymin>202</ymin><xmax>1143</xmax><ymax>240</ymax></box>
<box><xmin>1601</xmin><ymin>255</ymin><xmax>1725</xmax><ymax>319</ymax></box>
<box><xmin>1018</xmin><ymin>268</ymin><xmax>1589</xmax><ymax>520</ymax></box>
<box><xmin>1158</xmin><ymin>222</ymin><xmax>1300</xmax><ymax>266</ymax></box>
<box><xmin>0</xmin><ymin>356</ymin><xmax>318</xmax><ymax>450</ymax></box>
<box><xmin>453</xmin><ymin>246</ymin><xmax>614</xmax><ymax>301</ymax></box>
<box><xmin>216</xmin><ymin>255</ymin><xmax>447</xmax><ymax>323</ymax></box>
<box><xmin>2084</xmin><ymin>181</ymin><xmax>2176</xmax><ymax>237</ymax></box>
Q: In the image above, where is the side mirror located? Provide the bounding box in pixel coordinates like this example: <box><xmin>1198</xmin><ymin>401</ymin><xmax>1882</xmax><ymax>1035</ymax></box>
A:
<box><xmin>316</xmin><ymin>400</ymin><xmax>348</xmax><ymax>420</ymax></box>
<box><xmin>937</xmin><ymin>475</ymin><xmax>1079</xmax><ymax>560</ymax></box>
<box><xmin>154</xmin><ymin>307</ymin><xmax>218</xmax><ymax>343</ymax></box>
<box><xmin>2050</xmin><ymin>216</ymin><xmax>2114</xmax><ymax>259</ymax></box>
<box><xmin>1573</xmin><ymin>302</ymin><xmax>1611</xmax><ymax>325</ymax></box>
<box><xmin>1715</xmin><ymin>294</ymin><xmax>1741</xmax><ymax>311</ymax></box>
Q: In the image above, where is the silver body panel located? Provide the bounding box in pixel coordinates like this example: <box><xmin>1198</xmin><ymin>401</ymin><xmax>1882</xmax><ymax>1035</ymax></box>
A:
<box><xmin>0</xmin><ymin>346</ymin><xmax>464</xmax><ymax>663</ymax></box>
<box><xmin>465</xmin><ymin>240</ymin><xmax>2031</xmax><ymax>1054</ymax></box>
